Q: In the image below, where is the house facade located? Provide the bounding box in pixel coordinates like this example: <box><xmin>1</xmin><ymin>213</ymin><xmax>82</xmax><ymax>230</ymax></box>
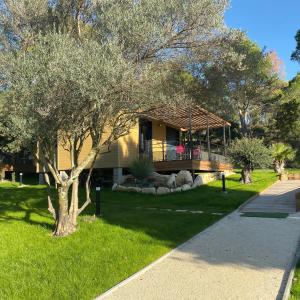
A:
<box><xmin>56</xmin><ymin>105</ymin><xmax>233</xmax><ymax>183</ymax></box>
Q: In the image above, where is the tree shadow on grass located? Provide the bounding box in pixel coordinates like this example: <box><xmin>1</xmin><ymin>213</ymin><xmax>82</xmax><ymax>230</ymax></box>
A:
<box><xmin>2</xmin><ymin>172</ymin><xmax>294</xmax><ymax>276</ymax></box>
<box><xmin>0</xmin><ymin>185</ymin><xmax>54</xmax><ymax>230</ymax></box>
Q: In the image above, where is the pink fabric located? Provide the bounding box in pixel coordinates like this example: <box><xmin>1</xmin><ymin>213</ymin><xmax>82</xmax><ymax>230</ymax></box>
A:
<box><xmin>176</xmin><ymin>145</ymin><xmax>185</xmax><ymax>154</ymax></box>
<box><xmin>193</xmin><ymin>148</ymin><xmax>200</xmax><ymax>157</ymax></box>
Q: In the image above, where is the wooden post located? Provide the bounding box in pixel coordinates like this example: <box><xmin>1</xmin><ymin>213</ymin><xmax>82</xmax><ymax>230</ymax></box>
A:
<box><xmin>189</xmin><ymin>109</ymin><xmax>193</xmax><ymax>160</ymax></box>
<box><xmin>162</xmin><ymin>140</ymin><xmax>165</xmax><ymax>161</ymax></box>
<box><xmin>207</xmin><ymin>114</ymin><xmax>211</xmax><ymax>161</ymax></box>
<box><xmin>223</xmin><ymin>123</ymin><xmax>227</xmax><ymax>157</ymax></box>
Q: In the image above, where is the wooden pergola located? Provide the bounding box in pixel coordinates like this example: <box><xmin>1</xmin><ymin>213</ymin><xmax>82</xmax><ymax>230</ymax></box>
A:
<box><xmin>142</xmin><ymin>104</ymin><xmax>231</xmax><ymax>160</ymax></box>
<box><xmin>143</xmin><ymin>105</ymin><xmax>231</xmax><ymax>131</ymax></box>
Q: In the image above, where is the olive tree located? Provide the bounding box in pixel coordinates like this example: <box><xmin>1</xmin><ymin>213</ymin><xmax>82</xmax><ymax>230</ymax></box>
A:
<box><xmin>1</xmin><ymin>34</ymin><xmax>167</xmax><ymax>236</ymax></box>
<box><xmin>228</xmin><ymin>138</ymin><xmax>272</xmax><ymax>184</ymax></box>
<box><xmin>0</xmin><ymin>0</ymin><xmax>230</xmax><ymax>236</ymax></box>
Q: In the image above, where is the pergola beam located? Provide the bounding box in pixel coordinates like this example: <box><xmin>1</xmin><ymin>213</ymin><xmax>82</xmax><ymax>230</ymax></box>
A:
<box><xmin>142</xmin><ymin>105</ymin><xmax>231</xmax><ymax>131</ymax></box>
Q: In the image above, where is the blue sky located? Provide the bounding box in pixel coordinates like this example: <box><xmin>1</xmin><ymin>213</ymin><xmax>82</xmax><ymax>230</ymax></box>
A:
<box><xmin>225</xmin><ymin>0</ymin><xmax>300</xmax><ymax>80</ymax></box>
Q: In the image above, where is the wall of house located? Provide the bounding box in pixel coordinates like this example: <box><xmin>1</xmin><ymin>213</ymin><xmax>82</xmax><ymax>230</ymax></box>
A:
<box><xmin>57</xmin><ymin>132</ymin><xmax>120</xmax><ymax>171</ymax></box>
<box><xmin>152</xmin><ymin>120</ymin><xmax>166</xmax><ymax>162</ymax></box>
<box><xmin>117</xmin><ymin>123</ymin><xmax>139</xmax><ymax>168</ymax></box>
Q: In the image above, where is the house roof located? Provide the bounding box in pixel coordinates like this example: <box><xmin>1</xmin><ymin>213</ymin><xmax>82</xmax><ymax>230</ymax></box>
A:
<box><xmin>142</xmin><ymin>105</ymin><xmax>231</xmax><ymax>131</ymax></box>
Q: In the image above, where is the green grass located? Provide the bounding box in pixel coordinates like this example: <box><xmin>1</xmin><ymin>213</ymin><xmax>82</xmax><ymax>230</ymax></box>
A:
<box><xmin>0</xmin><ymin>170</ymin><xmax>277</xmax><ymax>300</ymax></box>
<box><xmin>290</xmin><ymin>260</ymin><xmax>300</xmax><ymax>299</ymax></box>
<box><xmin>286</xmin><ymin>169</ymin><xmax>300</xmax><ymax>175</ymax></box>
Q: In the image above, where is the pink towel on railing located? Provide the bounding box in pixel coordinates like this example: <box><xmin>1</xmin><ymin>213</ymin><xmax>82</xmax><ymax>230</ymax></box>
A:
<box><xmin>176</xmin><ymin>144</ymin><xmax>185</xmax><ymax>154</ymax></box>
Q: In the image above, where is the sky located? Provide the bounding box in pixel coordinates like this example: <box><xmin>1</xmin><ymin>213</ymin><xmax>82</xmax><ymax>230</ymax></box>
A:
<box><xmin>225</xmin><ymin>0</ymin><xmax>300</xmax><ymax>80</ymax></box>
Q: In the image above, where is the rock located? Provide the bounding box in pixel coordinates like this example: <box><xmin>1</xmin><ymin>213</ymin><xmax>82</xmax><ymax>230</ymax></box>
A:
<box><xmin>112</xmin><ymin>183</ymin><xmax>118</xmax><ymax>191</ymax></box>
<box><xmin>167</xmin><ymin>173</ymin><xmax>177</xmax><ymax>188</ymax></box>
<box><xmin>176</xmin><ymin>170</ymin><xmax>193</xmax><ymax>187</ymax></box>
<box><xmin>172</xmin><ymin>187</ymin><xmax>182</xmax><ymax>193</ymax></box>
<box><xmin>119</xmin><ymin>174</ymin><xmax>134</xmax><ymax>185</ymax></box>
<box><xmin>181</xmin><ymin>184</ymin><xmax>191</xmax><ymax>191</ymax></box>
<box><xmin>157</xmin><ymin>187</ymin><xmax>171</xmax><ymax>195</ymax></box>
<box><xmin>150</xmin><ymin>172</ymin><xmax>175</xmax><ymax>188</ymax></box>
<box><xmin>115</xmin><ymin>185</ymin><xmax>128</xmax><ymax>192</ymax></box>
<box><xmin>141</xmin><ymin>187</ymin><xmax>157</xmax><ymax>195</ymax></box>
<box><xmin>115</xmin><ymin>185</ymin><xmax>141</xmax><ymax>193</ymax></box>
<box><xmin>126</xmin><ymin>187</ymin><xmax>142</xmax><ymax>193</ymax></box>
<box><xmin>192</xmin><ymin>175</ymin><xmax>204</xmax><ymax>188</ymax></box>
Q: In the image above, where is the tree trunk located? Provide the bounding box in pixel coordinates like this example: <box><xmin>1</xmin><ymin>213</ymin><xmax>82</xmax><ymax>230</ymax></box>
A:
<box><xmin>69</xmin><ymin>178</ymin><xmax>79</xmax><ymax>228</ymax></box>
<box><xmin>240</xmin><ymin>168</ymin><xmax>252</xmax><ymax>184</ymax></box>
<box><xmin>239</xmin><ymin>110</ymin><xmax>250</xmax><ymax>137</ymax></box>
<box><xmin>274</xmin><ymin>161</ymin><xmax>285</xmax><ymax>175</ymax></box>
<box><xmin>53</xmin><ymin>185</ymin><xmax>76</xmax><ymax>236</ymax></box>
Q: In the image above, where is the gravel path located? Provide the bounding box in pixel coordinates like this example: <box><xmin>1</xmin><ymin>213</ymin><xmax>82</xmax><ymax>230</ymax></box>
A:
<box><xmin>98</xmin><ymin>181</ymin><xmax>300</xmax><ymax>300</ymax></box>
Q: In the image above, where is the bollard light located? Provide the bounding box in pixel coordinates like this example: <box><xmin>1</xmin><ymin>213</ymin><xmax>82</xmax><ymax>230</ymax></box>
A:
<box><xmin>19</xmin><ymin>173</ymin><xmax>23</xmax><ymax>186</ymax></box>
<box><xmin>95</xmin><ymin>186</ymin><xmax>101</xmax><ymax>216</ymax></box>
<box><xmin>221</xmin><ymin>172</ymin><xmax>227</xmax><ymax>193</ymax></box>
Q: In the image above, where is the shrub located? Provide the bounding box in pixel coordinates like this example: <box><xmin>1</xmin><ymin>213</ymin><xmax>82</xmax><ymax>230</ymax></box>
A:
<box><xmin>130</xmin><ymin>158</ymin><xmax>154</xmax><ymax>182</ymax></box>
<box><xmin>228</xmin><ymin>138</ymin><xmax>272</xmax><ymax>184</ymax></box>
<box><xmin>271</xmin><ymin>143</ymin><xmax>296</xmax><ymax>174</ymax></box>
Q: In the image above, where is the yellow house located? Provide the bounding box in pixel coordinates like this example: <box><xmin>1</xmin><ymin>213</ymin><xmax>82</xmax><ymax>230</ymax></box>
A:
<box><xmin>56</xmin><ymin>105</ymin><xmax>232</xmax><ymax>183</ymax></box>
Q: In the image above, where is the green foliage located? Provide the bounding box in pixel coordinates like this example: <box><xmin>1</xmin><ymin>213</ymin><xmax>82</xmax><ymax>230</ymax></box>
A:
<box><xmin>271</xmin><ymin>143</ymin><xmax>296</xmax><ymax>174</ymax></box>
<box><xmin>274</xmin><ymin>75</ymin><xmax>300</xmax><ymax>140</ymax></box>
<box><xmin>130</xmin><ymin>158</ymin><xmax>154</xmax><ymax>181</ymax></box>
<box><xmin>190</xmin><ymin>32</ymin><xmax>282</xmax><ymax>136</ymax></box>
<box><xmin>291</xmin><ymin>29</ymin><xmax>300</xmax><ymax>63</ymax></box>
<box><xmin>272</xmin><ymin>74</ymin><xmax>300</xmax><ymax>167</ymax></box>
<box><xmin>228</xmin><ymin>138</ymin><xmax>272</xmax><ymax>170</ymax></box>
<box><xmin>0</xmin><ymin>170</ymin><xmax>276</xmax><ymax>299</ymax></box>
<box><xmin>271</xmin><ymin>143</ymin><xmax>296</xmax><ymax>163</ymax></box>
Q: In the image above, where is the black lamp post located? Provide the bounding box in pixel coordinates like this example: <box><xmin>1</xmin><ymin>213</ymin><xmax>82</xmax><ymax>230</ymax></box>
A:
<box><xmin>95</xmin><ymin>186</ymin><xmax>101</xmax><ymax>216</ymax></box>
<box><xmin>221</xmin><ymin>172</ymin><xmax>227</xmax><ymax>193</ymax></box>
<box><xmin>19</xmin><ymin>172</ymin><xmax>23</xmax><ymax>186</ymax></box>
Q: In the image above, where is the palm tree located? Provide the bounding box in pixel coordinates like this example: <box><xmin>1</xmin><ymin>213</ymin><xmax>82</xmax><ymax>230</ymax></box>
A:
<box><xmin>271</xmin><ymin>143</ymin><xmax>296</xmax><ymax>174</ymax></box>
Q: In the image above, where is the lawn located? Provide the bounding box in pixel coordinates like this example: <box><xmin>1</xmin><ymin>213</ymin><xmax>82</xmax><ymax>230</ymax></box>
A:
<box><xmin>287</xmin><ymin>169</ymin><xmax>300</xmax><ymax>174</ymax></box>
<box><xmin>0</xmin><ymin>170</ymin><xmax>277</xmax><ymax>300</ymax></box>
<box><xmin>289</xmin><ymin>256</ymin><xmax>300</xmax><ymax>300</ymax></box>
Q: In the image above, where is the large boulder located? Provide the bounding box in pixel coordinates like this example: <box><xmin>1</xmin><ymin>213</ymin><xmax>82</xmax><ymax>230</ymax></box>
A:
<box><xmin>166</xmin><ymin>173</ymin><xmax>177</xmax><ymax>188</ymax></box>
<box><xmin>192</xmin><ymin>175</ymin><xmax>204</xmax><ymax>188</ymax></box>
<box><xmin>181</xmin><ymin>184</ymin><xmax>191</xmax><ymax>191</ymax></box>
<box><xmin>119</xmin><ymin>174</ymin><xmax>135</xmax><ymax>185</ymax></box>
<box><xmin>176</xmin><ymin>170</ymin><xmax>193</xmax><ymax>187</ymax></box>
<box><xmin>112</xmin><ymin>183</ymin><xmax>118</xmax><ymax>191</ymax></box>
<box><xmin>141</xmin><ymin>187</ymin><xmax>157</xmax><ymax>195</ymax></box>
<box><xmin>150</xmin><ymin>172</ymin><xmax>176</xmax><ymax>188</ymax></box>
<box><xmin>172</xmin><ymin>187</ymin><xmax>182</xmax><ymax>193</ymax></box>
<box><xmin>157</xmin><ymin>187</ymin><xmax>171</xmax><ymax>195</ymax></box>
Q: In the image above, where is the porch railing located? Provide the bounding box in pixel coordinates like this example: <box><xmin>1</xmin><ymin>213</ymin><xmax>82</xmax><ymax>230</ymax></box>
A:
<box><xmin>142</xmin><ymin>140</ymin><xmax>228</xmax><ymax>163</ymax></box>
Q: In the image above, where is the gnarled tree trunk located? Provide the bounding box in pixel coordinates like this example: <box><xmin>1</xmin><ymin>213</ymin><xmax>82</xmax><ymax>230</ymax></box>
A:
<box><xmin>240</xmin><ymin>168</ymin><xmax>252</xmax><ymax>184</ymax></box>
<box><xmin>53</xmin><ymin>184</ymin><xmax>78</xmax><ymax>236</ymax></box>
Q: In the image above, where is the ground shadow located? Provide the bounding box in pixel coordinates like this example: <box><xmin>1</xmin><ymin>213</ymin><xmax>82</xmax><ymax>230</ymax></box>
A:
<box><xmin>2</xmin><ymin>174</ymin><xmax>298</xmax><ymax>291</ymax></box>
